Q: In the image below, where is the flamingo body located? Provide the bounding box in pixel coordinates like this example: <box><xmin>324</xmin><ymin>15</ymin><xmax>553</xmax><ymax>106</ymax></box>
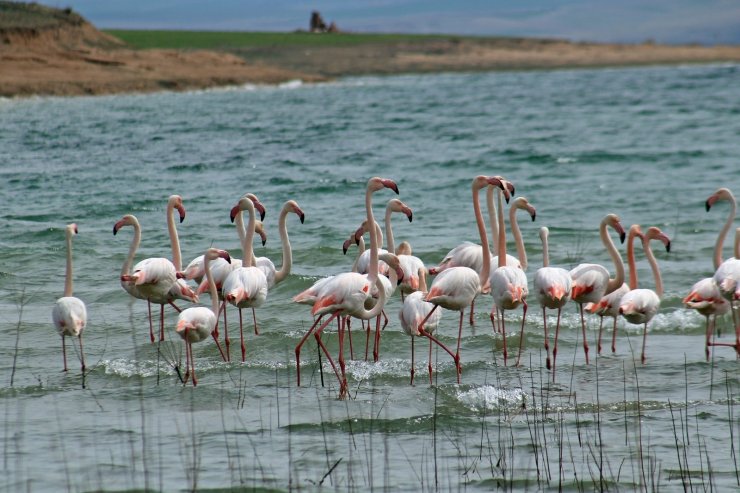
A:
<box><xmin>619</xmin><ymin>289</ymin><xmax>660</xmax><ymax>325</ymax></box>
<box><xmin>53</xmin><ymin>297</ymin><xmax>87</xmax><ymax>337</ymax></box>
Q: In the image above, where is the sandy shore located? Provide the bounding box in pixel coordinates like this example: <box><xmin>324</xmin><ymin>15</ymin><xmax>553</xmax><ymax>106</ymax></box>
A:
<box><xmin>2</xmin><ymin>20</ymin><xmax>740</xmax><ymax>98</ymax></box>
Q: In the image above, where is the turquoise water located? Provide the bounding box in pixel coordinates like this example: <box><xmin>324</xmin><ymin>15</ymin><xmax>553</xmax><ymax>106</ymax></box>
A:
<box><xmin>1</xmin><ymin>64</ymin><xmax>739</xmax><ymax>491</ymax></box>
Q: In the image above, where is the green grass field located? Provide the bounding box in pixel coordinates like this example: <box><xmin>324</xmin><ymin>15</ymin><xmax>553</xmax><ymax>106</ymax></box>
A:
<box><xmin>104</xmin><ymin>30</ymin><xmax>470</xmax><ymax>50</ymax></box>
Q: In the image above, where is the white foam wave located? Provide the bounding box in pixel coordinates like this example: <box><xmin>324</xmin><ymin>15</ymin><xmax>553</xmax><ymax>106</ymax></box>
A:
<box><xmin>456</xmin><ymin>385</ymin><xmax>527</xmax><ymax>412</ymax></box>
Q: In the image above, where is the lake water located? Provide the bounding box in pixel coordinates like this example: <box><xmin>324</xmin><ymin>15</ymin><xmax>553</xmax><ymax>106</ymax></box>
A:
<box><xmin>1</xmin><ymin>63</ymin><xmax>739</xmax><ymax>492</ymax></box>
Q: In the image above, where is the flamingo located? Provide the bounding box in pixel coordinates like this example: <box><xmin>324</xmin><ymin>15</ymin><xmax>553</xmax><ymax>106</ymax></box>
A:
<box><xmin>568</xmin><ymin>213</ymin><xmax>626</xmax><ymax>365</ymax></box>
<box><xmin>293</xmin><ymin>177</ymin><xmax>398</xmax><ymax>397</ymax></box>
<box><xmin>355</xmin><ymin>198</ymin><xmax>411</xmax><ymax>277</ymax></box>
<box><xmin>682</xmin><ymin>188</ymin><xmax>736</xmax><ymax>358</ymax></box>
<box><xmin>711</xmin><ymin>230</ymin><xmax>740</xmax><ymax>354</ymax></box>
<box><xmin>176</xmin><ymin>248</ymin><xmax>231</xmax><ymax>386</ymax></box>
<box><xmin>396</xmin><ymin>241</ymin><xmax>426</xmax><ymax>300</ymax></box>
<box><xmin>252</xmin><ymin>200</ymin><xmax>305</xmax><ymax>289</ymax></box>
<box><xmin>588</xmin><ymin>224</ymin><xmax>639</xmax><ymax>356</ymax></box>
<box><xmin>222</xmin><ymin>196</ymin><xmax>269</xmax><ymax>362</ymax></box>
<box><xmin>618</xmin><ymin>226</ymin><xmax>671</xmax><ymax>364</ymax></box>
<box><xmin>52</xmin><ymin>223</ymin><xmax>87</xmax><ymax>374</ymax></box>
<box><xmin>113</xmin><ymin>211</ymin><xmax>177</xmax><ymax>343</ymax></box>
<box><xmin>490</xmin><ymin>195</ymin><xmax>534</xmax><ymax>367</ymax></box>
<box><xmin>415</xmin><ymin>175</ymin><xmax>505</xmax><ymax>383</ymax></box>
<box><xmin>429</xmin><ymin>180</ymin><xmax>518</xmax><ymax>324</ymax></box>
<box><xmin>533</xmin><ymin>226</ymin><xmax>571</xmax><ymax>375</ymax></box>
<box><xmin>399</xmin><ymin>267</ymin><xmax>442</xmax><ymax>385</ymax></box>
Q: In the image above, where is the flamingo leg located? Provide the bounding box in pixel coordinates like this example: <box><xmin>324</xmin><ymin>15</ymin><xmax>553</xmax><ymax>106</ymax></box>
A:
<box><xmin>295</xmin><ymin>312</ymin><xmax>339</xmax><ymax>387</ymax></box>
<box><xmin>61</xmin><ymin>335</ymin><xmax>68</xmax><ymax>372</ymax></box>
<box><xmin>147</xmin><ymin>301</ymin><xmax>155</xmax><ymax>343</ymax></box>
<box><xmin>222</xmin><ymin>301</ymin><xmax>230</xmax><ymax>362</ymax></box>
<box><xmin>364</xmin><ymin>319</ymin><xmax>371</xmax><ymax>361</ymax></box>
<box><xmin>501</xmin><ymin>308</ymin><xmax>508</xmax><ymax>367</ymax></box>
<box><xmin>579</xmin><ymin>304</ymin><xmax>590</xmax><ymax>364</ymax></box>
<box><xmin>410</xmin><ymin>336</ymin><xmax>415</xmax><ymax>385</ymax></box>
<box><xmin>79</xmin><ymin>335</ymin><xmax>86</xmax><ymax>373</ymax></box>
<box><xmin>611</xmin><ymin>316</ymin><xmax>619</xmax><ymax>353</ymax></box>
<box><xmin>641</xmin><ymin>322</ymin><xmax>648</xmax><ymax>365</ymax></box>
<box><xmin>543</xmin><ymin>308</ymin><xmax>551</xmax><ymax>370</ymax></box>
<box><xmin>159</xmin><ymin>304</ymin><xmax>166</xmax><ymax>342</ymax></box>
<box><xmin>313</xmin><ymin>321</ymin><xmax>344</xmax><ymax>393</ymax></box>
<box><xmin>427</xmin><ymin>337</ymin><xmax>433</xmax><ymax>385</ymax></box>
<box><xmin>346</xmin><ymin>317</ymin><xmax>354</xmax><ymax>360</ymax></box>
<box><xmin>338</xmin><ymin>317</ymin><xmax>348</xmax><ymax>398</ymax></box>
<box><xmin>515</xmin><ymin>301</ymin><xmax>528</xmax><ymax>367</ymax></box>
<box><xmin>168</xmin><ymin>301</ymin><xmax>182</xmax><ymax>313</ymax></box>
<box><xmin>596</xmin><ymin>316</ymin><xmax>604</xmax><ymax>355</ymax></box>
<box><xmin>469</xmin><ymin>298</ymin><xmax>476</xmax><ymax>325</ymax></box>
<box><xmin>552</xmin><ymin>312</ymin><xmax>562</xmax><ymax>382</ymax></box>
<box><xmin>373</xmin><ymin>314</ymin><xmax>382</xmax><ymax>362</ymax></box>
<box><xmin>252</xmin><ymin>308</ymin><xmax>260</xmax><ymax>335</ymax></box>
<box><xmin>455</xmin><ymin>310</ymin><xmax>464</xmax><ymax>382</ymax></box>
<box><xmin>704</xmin><ymin>315</ymin><xmax>713</xmax><ymax>361</ymax></box>
<box><xmin>210</xmin><ymin>322</ymin><xmax>227</xmax><ymax>362</ymax></box>
<box><xmin>239</xmin><ymin>308</ymin><xmax>246</xmax><ymax>363</ymax></box>
<box><xmin>183</xmin><ymin>339</ymin><xmax>191</xmax><ymax>385</ymax></box>
<box><xmin>189</xmin><ymin>342</ymin><xmax>198</xmax><ymax>387</ymax></box>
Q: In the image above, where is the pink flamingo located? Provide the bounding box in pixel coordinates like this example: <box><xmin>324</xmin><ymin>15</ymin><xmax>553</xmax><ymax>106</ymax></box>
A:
<box><xmin>399</xmin><ymin>267</ymin><xmax>442</xmax><ymax>385</ymax></box>
<box><xmin>415</xmin><ymin>175</ymin><xmax>505</xmax><ymax>383</ymax></box>
<box><xmin>176</xmin><ymin>248</ymin><xmax>231</xmax><ymax>386</ymax></box>
<box><xmin>293</xmin><ymin>177</ymin><xmax>399</xmax><ymax>397</ymax></box>
<box><xmin>113</xmin><ymin>209</ymin><xmax>177</xmax><ymax>343</ymax></box>
<box><xmin>52</xmin><ymin>223</ymin><xmax>87</xmax><ymax>374</ymax></box>
<box><xmin>430</xmin><ymin>180</ymin><xmax>517</xmax><ymax>325</ymax></box>
<box><xmin>490</xmin><ymin>194</ymin><xmax>534</xmax><ymax>367</ymax></box>
<box><xmin>618</xmin><ymin>226</ymin><xmax>671</xmax><ymax>364</ymax></box>
<box><xmin>222</xmin><ymin>196</ymin><xmax>269</xmax><ymax>362</ymax></box>
<box><xmin>688</xmin><ymin>187</ymin><xmax>738</xmax><ymax>356</ymax></box>
<box><xmin>533</xmin><ymin>226</ymin><xmax>571</xmax><ymax>375</ymax></box>
<box><xmin>568</xmin><ymin>214</ymin><xmax>626</xmax><ymax>365</ymax></box>
<box><xmin>588</xmin><ymin>224</ymin><xmax>639</xmax><ymax>356</ymax></box>
<box><xmin>711</xmin><ymin>228</ymin><xmax>740</xmax><ymax>354</ymax></box>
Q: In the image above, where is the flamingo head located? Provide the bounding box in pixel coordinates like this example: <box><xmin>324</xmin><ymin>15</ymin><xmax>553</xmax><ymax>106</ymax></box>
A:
<box><xmin>705</xmin><ymin>188</ymin><xmax>733</xmax><ymax>212</ymax></box>
<box><xmin>395</xmin><ymin>241</ymin><xmax>412</xmax><ymax>256</ymax></box>
<box><xmin>387</xmin><ymin>198</ymin><xmax>413</xmax><ymax>223</ymax></box>
<box><xmin>66</xmin><ymin>223</ymin><xmax>79</xmax><ymax>236</ymax></box>
<box><xmin>352</xmin><ymin>224</ymin><xmax>366</xmax><ymax>246</ymax></box>
<box><xmin>342</xmin><ymin>237</ymin><xmax>353</xmax><ymax>255</ymax></box>
<box><xmin>169</xmin><ymin>195</ymin><xmax>186</xmax><ymax>223</ymax></box>
<box><xmin>368</xmin><ymin>177</ymin><xmax>399</xmax><ymax>194</ymax></box>
<box><xmin>286</xmin><ymin>200</ymin><xmax>305</xmax><ymax>224</ymax></box>
<box><xmin>645</xmin><ymin>226</ymin><xmax>671</xmax><ymax>253</ymax></box>
<box><xmin>252</xmin><ymin>220</ymin><xmax>267</xmax><ymax>246</ymax></box>
<box><xmin>113</xmin><ymin>214</ymin><xmax>138</xmax><ymax>235</ymax></box>
<box><xmin>514</xmin><ymin>197</ymin><xmax>536</xmax><ymax>222</ymax></box>
<box><xmin>245</xmin><ymin>193</ymin><xmax>266</xmax><ymax>221</ymax></box>
<box><xmin>605</xmin><ymin>214</ymin><xmax>626</xmax><ymax>243</ymax></box>
<box><xmin>378</xmin><ymin>252</ymin><xmax>404</xmax><ymax>285</ymax></box>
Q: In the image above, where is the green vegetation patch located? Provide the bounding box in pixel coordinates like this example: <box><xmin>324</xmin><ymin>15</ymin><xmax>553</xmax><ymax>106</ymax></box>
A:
<box><xmin>105</xmin><ymin>30</ymin><xmax>471</xmax><ymax>50</ymax></box>
<box><xmin>0</xmin><ymin>1</ymin><xmax>84</xmax><ymax>29</ymax></box>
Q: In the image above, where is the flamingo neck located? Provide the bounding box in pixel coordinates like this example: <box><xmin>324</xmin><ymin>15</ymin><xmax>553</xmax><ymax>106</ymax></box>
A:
<box><xmin>366</xmin><ymin>185</ymin><xmax>380</xmax><ymax>283</ymax></box>
<box><xmin>735</xmin><ymin>227</ymin><xmax>740</xmax><ymax>259</ymax></box>
<box><xmin>496</xmin><ymin>187</ymin><xmax>507</xmax><ymax>269</ymax></box>
<box><xmin>274</xmin><ymin>202</ymin><xmax>293</xmax><ymax>285</ymax></box>
<box><xmin>419</xmin><ymin>267</ymin><xmax>428</xmax><ymax>293</ymax></box>
<box><xmin>351</xmin><ymin>236</ymin><xmax>366</xmax><ymax>272</ymax></box>
<box><xmin>64</xmin><ymin>229</ymin><xmax>74</xmax><ymax>297</ymax></box>
<box><xmin>236</xmin><ymin>200</ymin><xmax>257</xmax><ymax>267</ymax></box>
<box><xmin>203</xmin><ymin>254</ymin><xmax>220</xmax><ymax>314</ymax></box>
<box><xmin>473</xmin><ymin>181</ymin><xmax>491</xmax><ymax>284</ymax></box>
<box><xmin>122</xmin><ymin>220</ymin><xmax>141</xmax><ymax>278</ymax></box>
<box><xmin>509</xmin><ymin>202</ymin><xmax>528</xmax><ymax>270</ymax></box>
<box><xmin>643</xmin><ymin>237</ymin><xmax>663</xmax><ymax>298</ymax></box>
<box><xmin>167</xmin><ymin>201</ymin><xmax>182</xmax><ymax>271</ymax></box>
<box><xmin>541</xmin><ymin>230</ymin><xmax>550</xmax><ymax>268</ymax></box>
<box><xmin>627</xmin><ymin>228</ymin><xmax>640</xmax><ymax>290</ymax></box>
<box><xmin>601</xmin><ymin>220</ymin><xmax>625</xmax><ymax>294</ymax></box>
<box><xmin>486</xmin><ymin>185</ymin><xmax>499</xmax><ymax>256</ymax></box>
<box><xmin>713</xmin><ymin>195</ymin><xmax>736</xmax><ymax>269</ymax></box>
<box><xmin>384</xmin><ymin>204</ymin><xmax>396</xmax><ymax>253</ymax></box>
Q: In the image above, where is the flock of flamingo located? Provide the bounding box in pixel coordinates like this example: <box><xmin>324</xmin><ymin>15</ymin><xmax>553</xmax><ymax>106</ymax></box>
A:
<box><xmin>52</xmin><ymin>177</ymin><xmax>740</xmax><ymax>396</ymax></box>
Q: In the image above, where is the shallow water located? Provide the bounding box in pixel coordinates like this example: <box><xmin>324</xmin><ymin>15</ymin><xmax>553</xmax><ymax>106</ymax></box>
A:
<box><xmin>1</xmin><ymin>64</ymin><xmax>739</xmax><ymax>492</ymax></box>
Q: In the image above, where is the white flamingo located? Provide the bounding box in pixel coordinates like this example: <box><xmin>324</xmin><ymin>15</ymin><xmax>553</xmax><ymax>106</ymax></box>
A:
<box><xmin>619</xmin><ymin>226</ymin><xmax>671</xmax><ymax>364</ymax></box>
<box><xmin>293</xmin><ymin>177</ymin><xmax>399</xmax><ymax>397</ymax></box>
<box><xmin>490</xmin><ymin>194</ymin><xmax>534</xmax><ymax>367</ymax></box>
<box><xmin>399</xmin><ymin>267</ymin><xmax>442</xmax><ymax>385</ymax></box>
<box><xmin>252</xmin><ymin>199</ymin><xmax>305</xmax><ymax>289</ymax></box>
<box><xmin>533</xmin><ymin>226</ymin><xmax>571</xmax><ymax>375</ymax></box>
<box><xmin>415</xmin><ymin>176</ymin><xmax>505</xmax><ymax>383</ymax></box>
<box><xmin>176</xmin><ymin>248</ymin><xmax>231</xmax><ymax>386</ymax></box>
<box><xmin>52</xmin><ymin>223</ymin><xmax>87</xmax><ymax>374</ymax></box>
<box><xmin>222</xmin><ymin>196</ymin><xmax>269</xmax><ymax>362</ymax></box>
<box><xmin>569</xmin><ymin>213</ymin><xmax>626</xmax><ymax>365</ymax></box>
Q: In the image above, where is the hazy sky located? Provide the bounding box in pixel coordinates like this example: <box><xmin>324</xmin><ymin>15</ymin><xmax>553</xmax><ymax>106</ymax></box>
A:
<box><xmin>37</xmin><ymin>0</ymin><xmax>740</xmax><ymax>45</ymax></box>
